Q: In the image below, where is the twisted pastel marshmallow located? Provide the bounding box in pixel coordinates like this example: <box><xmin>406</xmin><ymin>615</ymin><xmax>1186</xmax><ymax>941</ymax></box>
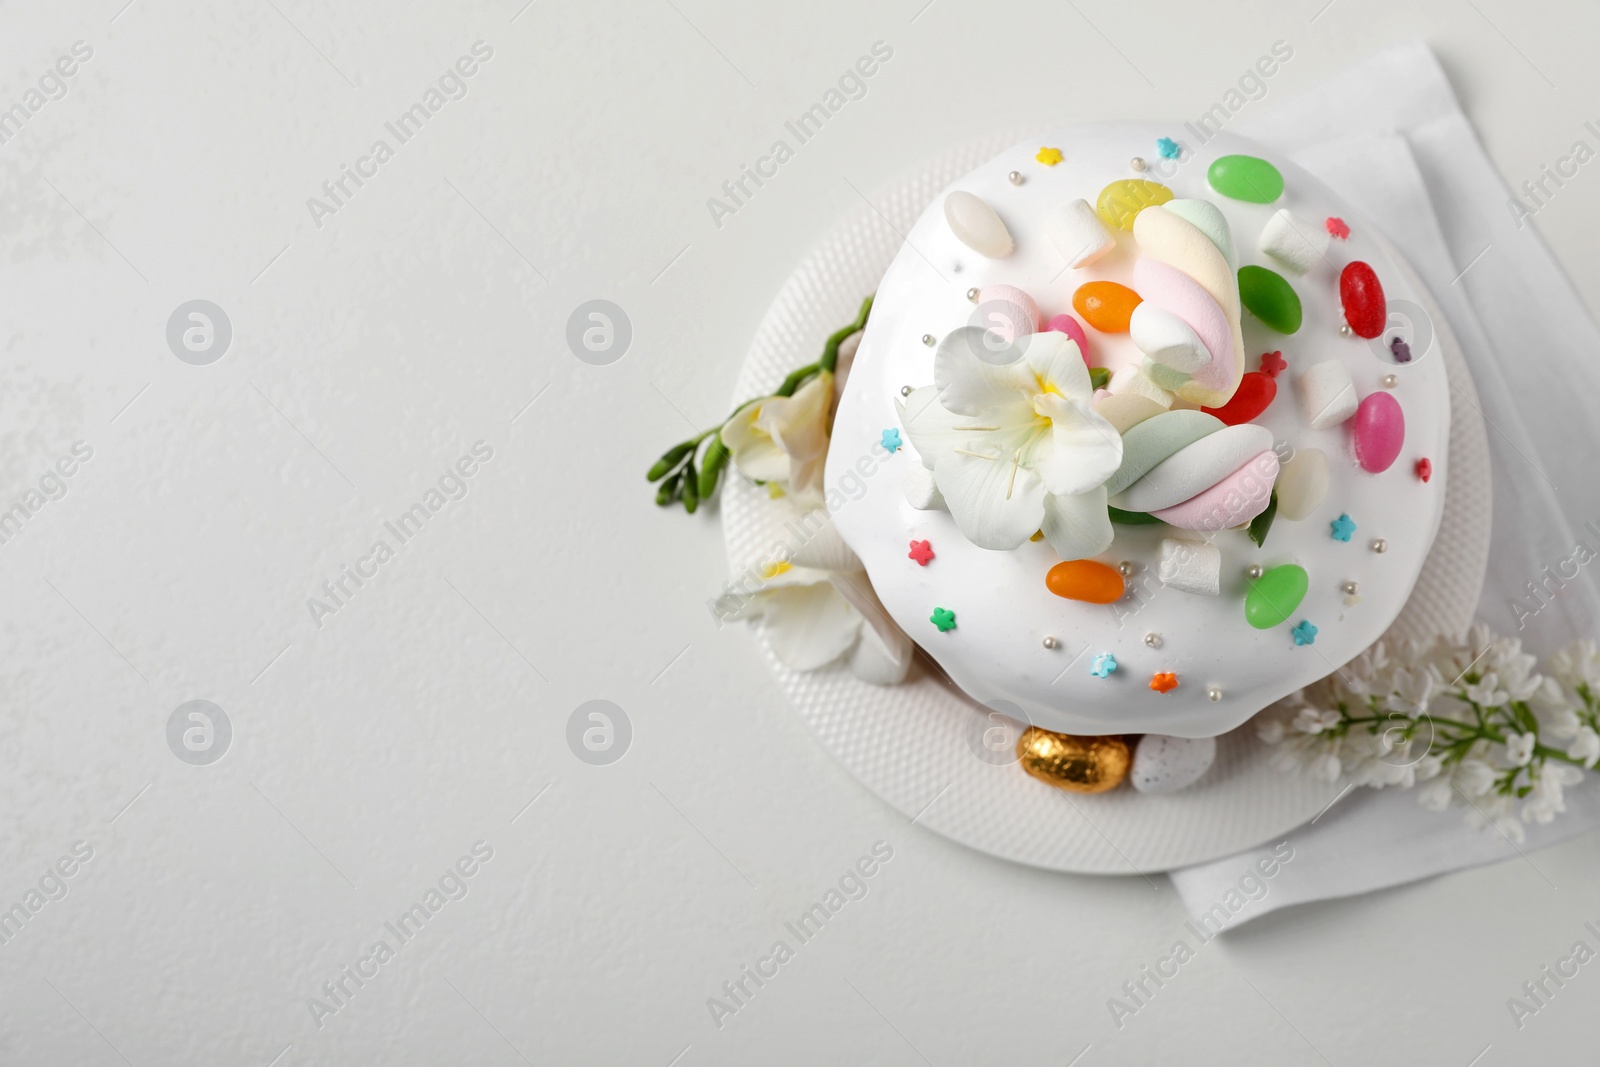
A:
<box><xmin>1129</xmin><ymin>205</ymin><xmax>1247</xmax><ymax>408</ymax></box>
<box><xmin>1106</xmin><ymin>414</ymin><xmax>1278</xmax><ymax>531</ymax></box>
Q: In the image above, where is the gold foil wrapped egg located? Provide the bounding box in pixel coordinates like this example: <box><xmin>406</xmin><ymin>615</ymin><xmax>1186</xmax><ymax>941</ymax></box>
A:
<box><xmin>1016</xmin><ymin>727</ymin><xmax>1131</xmax><ymax>794</ymax></box>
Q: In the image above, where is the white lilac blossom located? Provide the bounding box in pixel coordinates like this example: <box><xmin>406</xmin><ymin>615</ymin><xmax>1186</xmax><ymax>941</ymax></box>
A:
<box><xmin>1258</xmin><ymin>627</ymin><xmax>1600</xmax><ymax>841</ymax></box>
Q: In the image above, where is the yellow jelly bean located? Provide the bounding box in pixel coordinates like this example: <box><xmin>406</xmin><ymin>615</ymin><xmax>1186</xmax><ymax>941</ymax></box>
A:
<box><xmin>1095</xmin><ymin>179</ymin><xmax>1173</xmax><ymax>231</ymax></box>
<box><xmin>1072</xmin><ymin>281</ymin><xmax>1142</xmax><ymax>333</ymax></box>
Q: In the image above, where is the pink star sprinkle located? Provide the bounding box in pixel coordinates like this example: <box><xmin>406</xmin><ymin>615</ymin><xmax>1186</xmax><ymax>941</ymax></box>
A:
<box><xmin>1416</xmin><ymin>458</ymin><xmax>1432</xmax><ymax>483</ymax></box>
<box><xmin>1260</xmin><ymin>350</ymin><xmax>1287</xmax><ymax>378</ymax></box>
<box><xmin>1326</xmin><ymin>217</ymin><xmax>1350</xmax><ymax>240</ymax></box>
<box><xmin>909</xmin><ymin>540</ymin><xmax>935</xmax><ymax>566</ymax></box>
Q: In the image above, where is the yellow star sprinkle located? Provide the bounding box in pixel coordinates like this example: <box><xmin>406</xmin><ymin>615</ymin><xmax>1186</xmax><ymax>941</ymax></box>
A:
<box><xmin>1036</xmin><ymin>146</ymin><xmax>1063</xmax><ymax>166</ymax></box>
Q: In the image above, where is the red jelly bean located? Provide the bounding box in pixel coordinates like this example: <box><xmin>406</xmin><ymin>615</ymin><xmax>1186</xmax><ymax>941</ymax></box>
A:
<box><xmin>1340</xmin><ymin>261</ymin><xmax>1387</xmax><ymax>339</ymax></box>
<box><xmin>1202</xmin><ymin>370</ymin><xmax>1276</xmax><ymax>426</ymax></box>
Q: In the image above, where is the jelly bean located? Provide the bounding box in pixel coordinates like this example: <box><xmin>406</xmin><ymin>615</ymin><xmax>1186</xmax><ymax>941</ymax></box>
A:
<box><xmin>1208</xmin><ymin>154</ymin><xmax>1284</xmax><ymax>203</ymax></box>
<box><xmin>1017</xmin><ymin>727</ymin><xmax>1130</xmax><ymax>794</ymax></box>
<box><xmin>1238</xmin><ymin>265</ymin><xmax>1303</xmax><ymax>334</ymax></box>
<box><xmin>1202</xmin><ymin>370</ymin><xmax>1276</xmax><ymax>426</ymax></box>
<box><xmin>1072</xmin><ymin>281</ymin><xmax>1142</xmax><ymax>333</ymax></box>
<box><xmin>1150</xmin><ymin>450</ymin><xmax>1278</xmax><ymax>531</ymax></box>
<box><xmin>1274</xmin><ymin>447</ymin><xmax>1329</xmax><ymax>520</ymax></box>
<box><xmin>1095</xmin><ymin>179</ymin><xmax>1173</xmax><ymax>231</ymax></box>
<box><xmin>1046</xmin><ymin>313</ymin><xmax>1091</xmax><ymax>364</ymax></box>
<box><xmin>1045</xmin><ymin>559</ymin><xmax>1126</xmax><ymax>604</ymax></box>
<box><xmin>1245</xmin><ymin>563</ymin><xmax>1309</xmax><ymax>629</ymax></box>
<box><xmin>1352</xmin><ymin>392</ymin><xmax>1405</xmax><ymax>473</ymax></box>
<box><xmin>1130</xmin><ymin>735</ymin><xmax>1216</xmax><ymax>794</ymax></box>
<box><xmin>944</xmin><ymin>190</ymin><xmax>1013</xmax><ymax>258</ymax></box>
<box><xmin>1340</xmin><ymin>261</ymin><xmax>1386</xmax><ymax>339</ymax></box>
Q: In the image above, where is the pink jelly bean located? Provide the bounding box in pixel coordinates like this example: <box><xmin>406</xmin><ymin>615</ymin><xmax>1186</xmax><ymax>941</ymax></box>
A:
<box><xmin>1352</xmin><ymin>392</ymin><xmax>1404</xmax><ymax>472</ymax></box>
<box><xmin>1046</xmin><ymin>313</ymin><xmax>1091</xmax><ymax>365</ymax></box>
<box><xmin>978</xmin><ymin>284</ymin><xmax>1042</xmax><ymax>344</ymax></box>
<box><xmin>1340</xmin><ymin>261</ymin><xmax>1386</xmax><ymax>339</ymax></box>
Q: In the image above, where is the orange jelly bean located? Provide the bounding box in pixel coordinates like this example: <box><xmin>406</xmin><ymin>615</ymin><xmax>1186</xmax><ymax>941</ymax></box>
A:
<box><xmin>1046</xmin><ymin>559</ymin><xmax>1125</xmax><ymax>604</ymax></box>
<box><xmin>1072</xmin><ymin>282</ymin><xmax>1142</xmax><ymax>333</ymax></box>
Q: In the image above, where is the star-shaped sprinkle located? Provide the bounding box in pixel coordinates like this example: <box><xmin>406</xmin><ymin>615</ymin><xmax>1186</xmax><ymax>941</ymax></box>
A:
<box><xmin>1390</xmin><ymin>337</ymin><xmax>1412</xmax><ymax>363</ymax></box>
<box><xmin>909</xmin><ymin>539</ymin><xmax>935</xmax><ymax>566</ymax></box>
<box><xmin>1326</xmin><ymin>217</ymin><xmax>1350</xmax><ymax>239</ymax></box>
<box><xmin>1260</xmin><ymin>350</ymin><xmax>1287</xmax><ymax>378</ymax></box>
<box><xmin>1150</xmin><ymin>671</ymin><xmax>1179</xmax><ymax>694</ymax></box>
<box><xmin>1036</xmin><ymin>146</ymin><xmax>1063</xmax><ymax>166</ymax></box>
<box><xmin>1330</xmin><ymin>513</ymin><xmax>1357</xmax><ymax>542</ymax></box>
<box><xmin>881</xmin><ymin>427</ymin><xmax>902</xmax><ymax>452</ymax></box>
<box><xmin>1416</xmin><ymin>458</ymin><xmax>1432</xmax><ymax>483</ymax></box>
<box><xmin>930</xmin><ymin>607</ymin><xmax>956</xmax><ymax>632</ymax></box>
<box><xmin>1292</xmin><ymin>620</ymin><xmax>1319</xmax><ymax>646</ymax></box>
<box><xmin>1156</xmin><ymin>137</ymin><xmax>1181</xmax><ymax>160</ymax></box>
<box><xmin>1090</xmin><ymin>652</ymin><xmax>1117</xmax><ymax>678</ymax></box>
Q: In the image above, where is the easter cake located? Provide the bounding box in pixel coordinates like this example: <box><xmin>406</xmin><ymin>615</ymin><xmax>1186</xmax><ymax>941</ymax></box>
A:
<box><xmin>826</xmin><ymin>123</ymin><xmax>1448</xmax><ymax>770</ymax></box>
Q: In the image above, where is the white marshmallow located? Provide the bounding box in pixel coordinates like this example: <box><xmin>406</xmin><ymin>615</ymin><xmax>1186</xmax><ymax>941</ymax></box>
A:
<box><xmin>1259</xmin><ymin>208</ymin><xmax>1330</xmax><ymax>275</ymax></box>
<box><xmin>1043</xmin><ymin>199</ymin><xmax>1114</xmax><ymax>268</ymax></box>
<box><xmin>1157</xmin><ymin>537</ymin><xmax>1221</xmax><ymax>596</ymax></box>
<box><xmin>1108</xmin><ymin>364</ymin><xmax>1174</xmax><ymax>409</ymax></box>
<box><xmin>1297</xmin><ymin>359</ymin><xmax>1359</xmax><ymax>429</ymax></box>
<box><xmin>1130</xmin><ymin>303</ymin><xmax>1211</xmax><ymax>372</ymax></box>
<box><xmin>903</xmin><ymin>464</ymin><xmax>945</xmax><ymax>510</ymax></box>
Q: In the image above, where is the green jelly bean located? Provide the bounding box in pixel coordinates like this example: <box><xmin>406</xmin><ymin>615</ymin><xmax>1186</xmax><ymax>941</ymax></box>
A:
<box><xmin>1238</xmin><ymin>265</ymin><xmax>1303</xmax><ymax>334</ymax></box>
<box><xmin>1208</xmin><ymin>154</ymin><xmax>1284</xmax><ymax>203</ymax></box>
<box><xmin>1245</xmin><ymin>564</ymin><xmax>1309</xmax><ymax>629</ymax></box>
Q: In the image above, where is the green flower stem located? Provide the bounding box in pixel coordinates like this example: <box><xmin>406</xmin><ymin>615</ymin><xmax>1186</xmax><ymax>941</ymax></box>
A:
<box><xmin>645</xmin><ymin>294</ymin><xmax>874</xmax><ymax>507</ymax></box>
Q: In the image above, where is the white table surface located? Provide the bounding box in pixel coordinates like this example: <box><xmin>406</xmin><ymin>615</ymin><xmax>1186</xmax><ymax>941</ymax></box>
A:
<box><xmin>2</xmin><ymin>1</ymin><xmax>1598</xmax><ymax>1064</ymax></box>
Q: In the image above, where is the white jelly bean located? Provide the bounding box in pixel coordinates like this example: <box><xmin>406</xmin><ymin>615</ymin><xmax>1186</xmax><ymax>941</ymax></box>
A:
<box><xmin>944</xmin><ymin>190</ymin><xmax>1014</xmax><ymax>258</ymax></box>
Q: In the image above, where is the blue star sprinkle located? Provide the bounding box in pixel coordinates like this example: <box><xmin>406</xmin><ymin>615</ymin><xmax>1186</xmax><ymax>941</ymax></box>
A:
<box><xmin>1330</xmin><ymin>513</ymin><xmax>1356</xmax><ymax>542</ymax></box>
<box><xmin>1156</xmin><ymin>137</ymin><xmax>1181</xmax><ymax>160</ymax></box>
<box><xmin>1090</xmin><ymin>652</ymin><xmax>1118</xmax><ymax>678</ymax></box>
<box><xmin>1292</xmin><ymin>620</ymin><xmax>1319</xmax><ymax>646</ymax></box>
<box><xmin>881</xmin><ymin>427</ymin><xmax>902</xmax><ymax>453</ymax></box>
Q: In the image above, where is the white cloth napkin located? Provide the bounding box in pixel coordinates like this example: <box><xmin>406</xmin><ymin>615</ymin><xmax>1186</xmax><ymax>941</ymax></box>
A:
<box><xmin>1170</xmin><ymin>39</ymin><xmax>1600</xmax><ymax>924</ymax></box>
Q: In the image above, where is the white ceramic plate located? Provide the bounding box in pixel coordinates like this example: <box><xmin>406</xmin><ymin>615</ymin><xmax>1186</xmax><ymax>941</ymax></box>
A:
<box><xmin>721</xmin><ymin>136</ymin><xmax>1492</xmax><ymax>873</ymax></box>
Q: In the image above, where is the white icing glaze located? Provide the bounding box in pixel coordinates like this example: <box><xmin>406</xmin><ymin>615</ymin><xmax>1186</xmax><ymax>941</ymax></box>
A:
<box><xmin>826</xmin><ymin>125</ymin><xmax>1450</xmax><ymax>738</ymax></box>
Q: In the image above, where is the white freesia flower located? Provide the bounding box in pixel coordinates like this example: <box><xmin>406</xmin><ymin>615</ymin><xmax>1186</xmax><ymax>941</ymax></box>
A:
<box><xmin>722</xmin><ymin>370</ymin><xmax>834</xmax><ymax>500</ymax></box>
<box><xmin>719</xmin><ymin>515</ymin><xmax>911</xmax><ymax>685</ymax></box>
<box><xmin>900</xmin><ymin>328</ymin><xmax>1122</xmax><ymax>559</ymax></box>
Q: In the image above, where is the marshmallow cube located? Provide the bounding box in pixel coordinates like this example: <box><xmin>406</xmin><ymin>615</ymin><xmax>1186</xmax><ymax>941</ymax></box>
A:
<box><xmin>1044</xmin><ymin>199</ymin><xmax>1115</xmax><ymax>268</ymax></box>
<box><xmin>1259</xmin><ymin>208</ymin><xmax>1330</xmax><ymax>275</ymax></box>
<box><xmin>1296</xmin><ymin>359</ymin><xmax>1359</xmax><ymax>429</ymax></box>
<box><xmin>1158</xmin><ymin>538</ymin><xmax>1222</xmax><ymax>596</ymax></box>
